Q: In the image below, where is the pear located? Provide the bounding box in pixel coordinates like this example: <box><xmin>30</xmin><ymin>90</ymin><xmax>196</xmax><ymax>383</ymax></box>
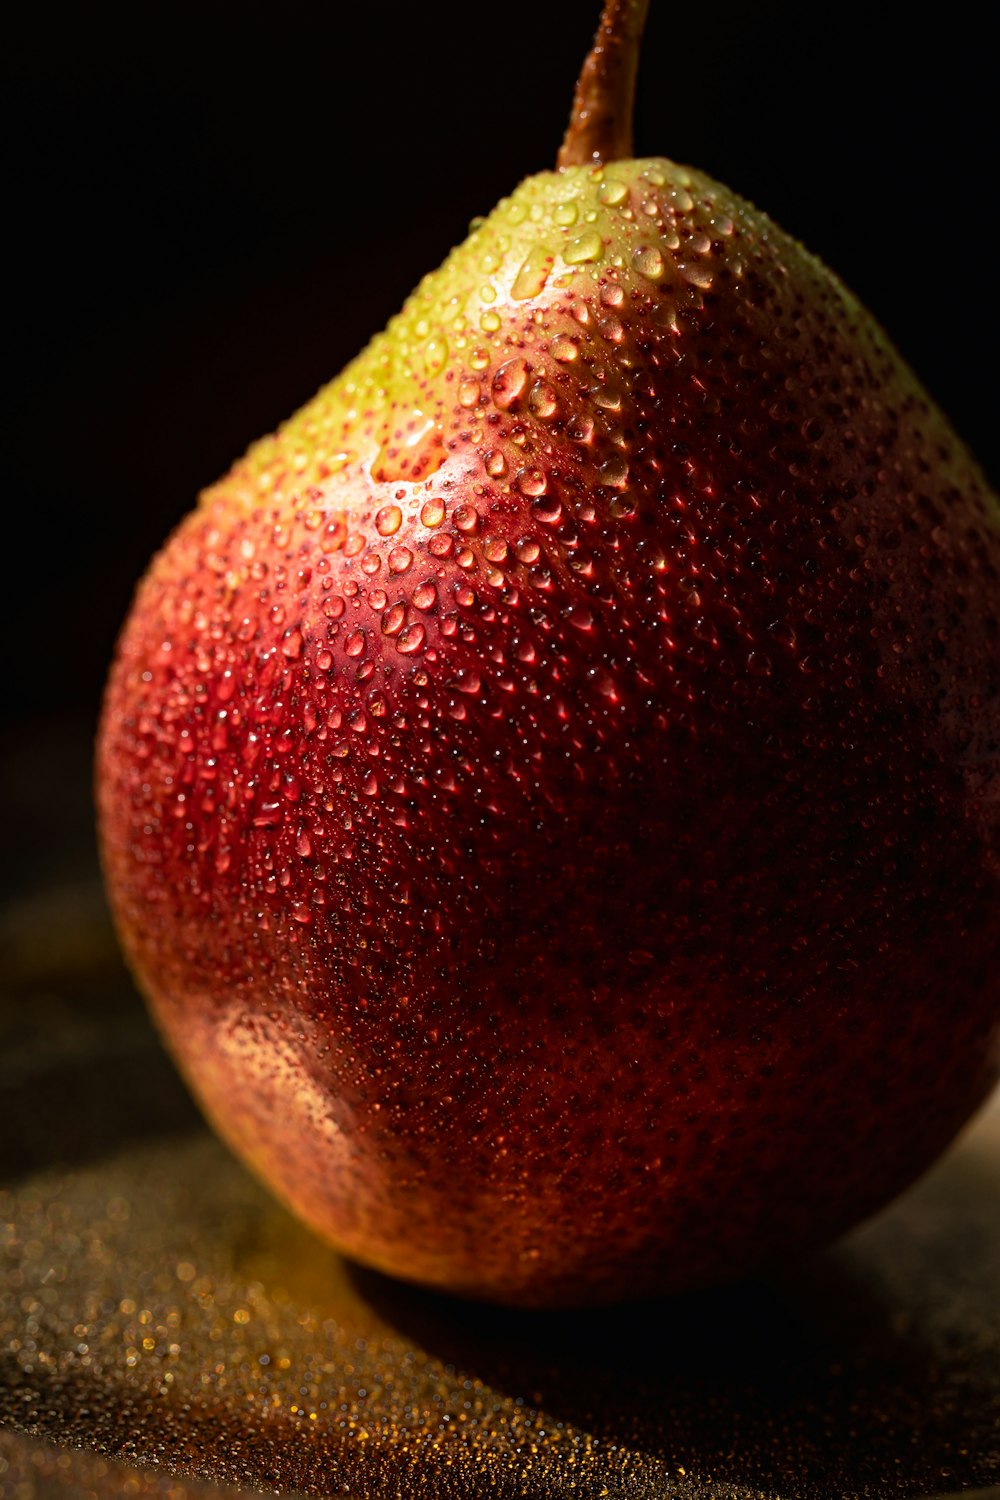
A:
<box><xmin>97</xmin><ymin>0</ymin><xmax>1000</xmax><ymax>1305</ymax></box>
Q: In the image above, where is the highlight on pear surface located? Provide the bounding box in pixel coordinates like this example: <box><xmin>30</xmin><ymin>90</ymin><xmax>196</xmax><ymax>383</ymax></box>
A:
<box><xmin>96</xmin><ymin>0</ymin><xmax>1000</xmax><ymax>1305</ymax></box>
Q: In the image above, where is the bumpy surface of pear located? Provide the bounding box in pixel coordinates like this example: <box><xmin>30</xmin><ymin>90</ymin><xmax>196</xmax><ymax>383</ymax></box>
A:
<box><xmin>98</xmin><ymin>158</ymin><xmax>1000</xmax><ymax>1305</ymax></box>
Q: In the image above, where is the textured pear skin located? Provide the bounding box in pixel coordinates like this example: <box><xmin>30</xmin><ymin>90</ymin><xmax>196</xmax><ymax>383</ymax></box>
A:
<box><xmin>98</xmin><ymin>159</ymin><xmax>1000</xmax><ymax>1305</ymax></box>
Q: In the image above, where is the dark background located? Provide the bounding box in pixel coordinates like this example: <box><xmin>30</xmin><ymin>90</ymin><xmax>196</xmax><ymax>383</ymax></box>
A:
<box><xmin>4</xmin><ymin>0</ymin><xmax>997</xmax><ymax>734</ymax></box>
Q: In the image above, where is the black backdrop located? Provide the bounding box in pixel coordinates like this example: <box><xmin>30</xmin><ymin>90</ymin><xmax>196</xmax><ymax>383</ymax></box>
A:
<box><xmin>5</xmin><ymin>0</ymin><xmax>996</xmax><ymax>732</ymax></box>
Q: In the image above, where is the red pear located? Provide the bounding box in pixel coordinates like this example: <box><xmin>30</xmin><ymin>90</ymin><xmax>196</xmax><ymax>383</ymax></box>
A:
<box><xmin>97</xmin><ymin>0</ymin><xmax>1000</xmax><ymax>1305</ymax></box>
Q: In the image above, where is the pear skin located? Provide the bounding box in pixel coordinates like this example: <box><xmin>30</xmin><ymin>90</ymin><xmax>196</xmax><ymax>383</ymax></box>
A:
<box><xmin>98</xmin><ymin>21</ymin><xmax>1000</xmax><ymax>1305</ymax></box>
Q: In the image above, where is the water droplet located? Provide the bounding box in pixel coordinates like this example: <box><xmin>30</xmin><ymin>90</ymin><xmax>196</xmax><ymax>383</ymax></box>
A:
<box><xmin>484</xmin><ymin>449</ymin><xmax>508</xmax><ymax>478</ymax></box>
<box><xmin>345</xmin><ymin>630</ymin><xmax>366</xmax><ymax>658</ymax></box>
<box><xmin>397</xmin><ymin>623</ymin><xmax>427</xmax><ymax>655</ymax></box>
<box><xmin>420</xmin><ymin>497</ymin><xmax>446</xmax><ymax>528</ymax></box>
<box><xmin>428</xmin><ymin>533</ymin><xmax>454</xmax><ymax>559</ymax></box>
<box><xmin>515</xmin><ymin>537</ymin><xmax>541</xmax><ymax>563</ymax></box>
<box><xmin>458</xmin><ymin>378</ymin><xmax>481</xmax><ymax>408</ymax></box>
<box><xmin>671</xmin><ymin>187</ymin><xmax>694</xmax><ymax>213</ymax></box>
<box><xmin>609</xmin><ymin>492</ymin><xmax>637</xmax><ymax>520</ymax></box>
<box><xmin>528</xmin><ymin>381</ymin><xmax>558</xmax><ymax>419</ymax></box>
<box><xmin>517</xmin><ymin>468</ymin><xmax>547</xmax><ymax>497</ymax></box>
<box><xmin>375</xmin><ymin>504</ymin><xmax>403</xmax><ymax>536</ymax></box>
<box><xmin>316</xmin><ymin>648</ymin><xmax>333</xmax><ymax>671</ymax></box>
<box><xmin>321</xmin><ymin>517</ymin><xmax>347</xmax><ymax>553</ymax></box>
<box><xmin>297</xmin><ymin>830</ymin><xmax>313</xmax><ymax>858</ymax></box>
<box><xmin>678</xmin><ymin>262</ymin><xmax>713</xmax><ymax>290</ymax></box>
<box><xmin>381</xmin><ymin>604</ymin><xmax>407</xmax><ymax>637</ymax></box>
<box><xmin>282</xmin><ymin>629</ymin><xmax>303</xmax><ymax>660</ymax></box>
<box><xmin>483</xmin><ymin>536</ymin><xmax>509</xmax><ymax>563</ymax></box>
<box><xmin>388</xmin><ymin>545</ymin><xmax>413</xmax><ymax>573</ymax></box>
<box><xmin>253</xmin><ymin>802</ymin><xmax>283</xmax><ymax>830</ymax></box>
<box><xmin>768</xmin><ymin>620</ymin><xmax>797</xmax><ymax>647</ymax></box>
<box><xmin>632</xmin><ymin>245</ymin><xmax>665</xmax><ymax>280</ymax></box>
<box><xmin>423</xmin><ymin>334</ymin><xmax>448</xmax><ymax>376</ymax></box>
<box><xmin>413</xmin><ymin>581</ymin><xmax>438</xmax><ymax>610</ymax></box>
<box><xmin>454</xmin><ymin>504</ymin><xmax>479</xmax><ymax>533</ymax></box>
<box><xmin>480</xmin><ymin>308</ymin><xmax>501</xmax><ymax>333</ymax></box>
<box><xmin>599</xmin><ymin>453</ymin><xmax>629</xmax><ymax>489</ymax></box>
<box><xmin>592</xmin><ymin>384</ymin><xmax>622</xmax><ymax>412</ymax></box>
<box><xmin>554</xmin><ymin>200</ymin><xmax>578</xmax><ymax>225</ymax></box>
<box><xmin>480</xmin><ymin>249</ymin><xmax>503</xmax><ymax>278</ymax></box>
<box><xmin>511</xmin><ymin>244</ymin><xmax>554</xmax><ymax>300</ymax></box>
<box><xmin>568</xmin><ymin>415</ymin><xmax>595</xmax><ymax>443</ymax></box>
<box><xmin>531</xmin><ymin>495</ymin><xmax>563</xmax><ymax>525</ymax></box>
<box><xmin>652</xmin><ymin>302</ymin><xmax>680</xmax><ymax>334</ymax></box>
<box><xmin>598</xmin><ymin>178</ymin><xmax>629</xmax><ymax>207</ymax></box>
<box><xmin>550</xmin><ymin>334</ymin><xmax>578</xmax><ymax>363</ymax></box>
<box><xmin>492</xmin><ymin>357</ymin><xmax>529</xmax><ymax>411</ymax></box>
<box><xmin>563</xmin><ymin>229</ymin><xmax>604</xmax><ymax>265</ymax></box>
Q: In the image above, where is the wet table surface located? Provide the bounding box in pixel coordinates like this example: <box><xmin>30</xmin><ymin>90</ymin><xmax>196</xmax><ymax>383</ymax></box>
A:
<box><xmin>1</xmin><ymin>722</ymin><xmax>999</xmax><ymax>1500</ymax></box>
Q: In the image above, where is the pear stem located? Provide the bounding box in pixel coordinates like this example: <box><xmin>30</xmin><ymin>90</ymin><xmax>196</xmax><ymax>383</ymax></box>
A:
<box><xmin>557</xmin><ymin>0</ymin><xmax>650</xmax><ymax>169</ymax></box>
